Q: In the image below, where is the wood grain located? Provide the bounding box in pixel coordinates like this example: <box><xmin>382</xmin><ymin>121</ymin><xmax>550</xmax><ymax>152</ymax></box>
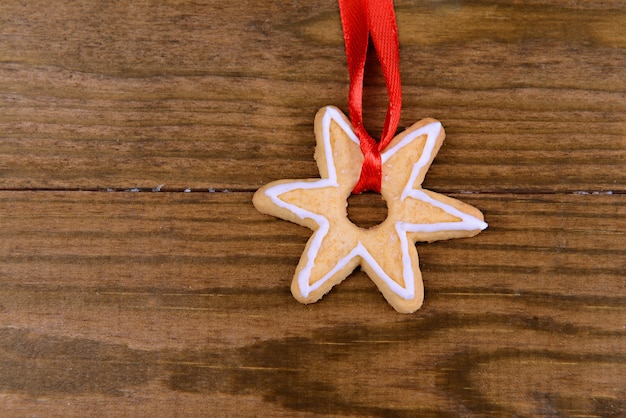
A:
<box><xmin>0</xmin><ymin>191</ymin><xmax>624</xmax><ymax>416</ymax></box>
<box><xmin>0</xmin><ymin>0</ymin><xmax>624</xmax><ymax>416</ymax></box>
<box><xmin>0</xmin><ymin>0</ymin><xmax>624</xmax><ymax>192</ymax></box>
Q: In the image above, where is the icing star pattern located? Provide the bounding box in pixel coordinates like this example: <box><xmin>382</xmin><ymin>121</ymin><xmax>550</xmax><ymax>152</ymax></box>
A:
<box><xmin>253</xmin><ymin>106</ymin><xmax>487</xmax><ymax>313</ymax></box>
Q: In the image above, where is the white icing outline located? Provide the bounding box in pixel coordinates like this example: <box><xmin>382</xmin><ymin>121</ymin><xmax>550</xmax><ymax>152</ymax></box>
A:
<box><xmin>264</xmin><ymin>106</ymin><xmax>487</xmax><ymax>301</ymax></box>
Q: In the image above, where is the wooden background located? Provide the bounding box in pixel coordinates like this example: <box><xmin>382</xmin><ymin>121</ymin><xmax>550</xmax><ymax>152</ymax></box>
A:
<box><xmin>1</xmin><ymin>0</ymin><xmax>624</xmax><ymax>416</ymax></box>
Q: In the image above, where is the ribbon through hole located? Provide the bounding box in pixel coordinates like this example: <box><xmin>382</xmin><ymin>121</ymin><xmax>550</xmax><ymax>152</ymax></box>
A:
<box><xmin>346</xmin><ymin>192</ymin><xmax>389</xmax><ymax>229</ymax></box>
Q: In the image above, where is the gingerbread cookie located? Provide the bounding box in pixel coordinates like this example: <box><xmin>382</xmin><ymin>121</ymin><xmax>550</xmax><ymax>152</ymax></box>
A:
<box><xmin>253</xmin><ymin>106</ymin><xmax>487</xmax><ymax>313</ymax></box>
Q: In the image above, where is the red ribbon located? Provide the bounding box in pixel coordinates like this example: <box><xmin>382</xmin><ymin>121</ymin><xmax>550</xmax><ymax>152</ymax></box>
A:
<box><xmin>338</xmin><ymin>0</ymin><xmax>402</xmax><ymax>194</ymax></box>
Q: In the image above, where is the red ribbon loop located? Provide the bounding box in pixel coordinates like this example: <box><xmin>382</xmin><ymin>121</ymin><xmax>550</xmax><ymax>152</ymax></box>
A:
<box><xmin>338</xmin><ymin>0</ymin><xmax>402</xmax><ymax>194</ymax></box>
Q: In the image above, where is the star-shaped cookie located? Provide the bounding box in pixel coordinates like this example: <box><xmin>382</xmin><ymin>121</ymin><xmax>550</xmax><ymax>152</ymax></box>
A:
<box><xmin>253</xmin><ymin>106</ymin><xmax>487</xmax><ymax>313</ymax></box>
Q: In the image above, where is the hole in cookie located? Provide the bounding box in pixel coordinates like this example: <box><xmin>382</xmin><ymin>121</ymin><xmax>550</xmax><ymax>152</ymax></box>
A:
<box><xmin>347</xmin><ymin>192</ymin><xmax>389</xmax><ymax>229</ymax></box>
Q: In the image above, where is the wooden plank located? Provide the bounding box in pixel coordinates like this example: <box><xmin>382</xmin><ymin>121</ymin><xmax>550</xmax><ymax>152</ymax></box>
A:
<box><xmin>0</xmin><ymin>191</ymin><xmax>624</xmax><ymax>415</ymax></box>
<box><xmin>0</xmin><ymin>0</ymin><xmax>624</xmax><ymax>192</ymax></box>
